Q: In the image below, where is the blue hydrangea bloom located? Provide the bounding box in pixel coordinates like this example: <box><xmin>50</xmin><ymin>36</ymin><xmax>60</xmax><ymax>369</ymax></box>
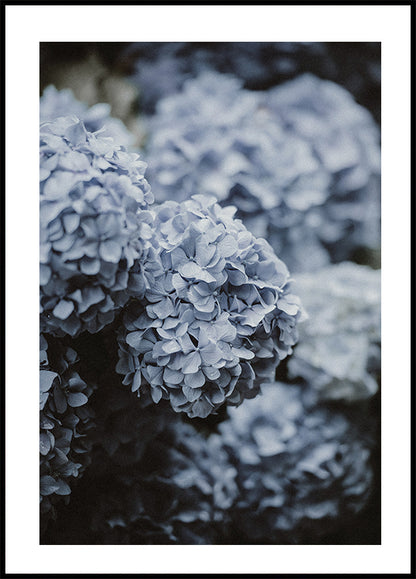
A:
<box><xmin>216</xmin><ymin>381</ymin><xmax>376</xmax><ymax>543</ymax></box>
<box><xmin>288</xmin><ymin>262</ymin><xmax>381</xmax><ymax>402</ymax></box>
<box><xmin>264</xmin><ymin>74</ymin><xmax>381</xmax><ymax>261</ymax></box>
<box><xmin>40</xmin><ymin>115</ymin><xmax>156</xmax><ymax>337</ymax></box>
<box><xmin>116</xmin><ymin>195</ymin><xmax>304</xmax><ymax>418</ymax></box>
<box><xmin>144</xmin><ymin>71</ymin><xmax>380</xmax><ymax>272</ymax></box>
<box><xmin>40</xmin><ymin>335</ymin><xmax>95</xmax><ymax>527</ymax></box>
<box><xmin>40</xmin><ymin>85</ymin><xmax>135</xmax><ymax>148</ymax></box>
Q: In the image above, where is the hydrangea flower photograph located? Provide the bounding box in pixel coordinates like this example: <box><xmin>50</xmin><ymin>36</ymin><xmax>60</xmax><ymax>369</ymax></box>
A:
<box><xmin>39</xmin><ymin>41</ymin><xmax>381</xmax><ymax>546</ymax></box>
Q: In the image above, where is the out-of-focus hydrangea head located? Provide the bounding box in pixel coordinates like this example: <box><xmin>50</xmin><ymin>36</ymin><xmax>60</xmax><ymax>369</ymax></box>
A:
<box><xmin>265</xmin><ymin>74</ymin><xmax>381</xmax><ymax>260</ymax></box>
<box><xmin>217</xmin><ymin>381</ymin><xmax>375</xmax><ymax>543</ymax></box>
<box><xmin>117</xmin><ymin>194</ymin><xmax>304</xmax><ymax>418</ymax></box>
<box><xmin>145</xmin><ymin>72</ymin><xmax>329</xmax><ymax>207</ymax></box>
<box><xmin>40</xmin><ymin>335</ymin><xmax>95</xmax><ymax>527</ymax></box>
<box><xmin>40</xmin><ymin>115</ymin><xmax>156</xmax><ymax>337</ymax></box>
<box><xmin>143</xmin><ymin>422</ymin><xmax>237</xmax><ymax>543</ymax></box>
<box><xmin>288</xmin><ymin>262</ymin><xmax>381</xmax><ymax>402</ymax></box>
<box><xmin>40</xmin><ymin>85</ymin><xmax>135</xmax><ymax>148</ymax></box>
<box><xmin>144</xmin><ymin>71</ymin><xmax>380</xmax><ymax>271</ymax></box>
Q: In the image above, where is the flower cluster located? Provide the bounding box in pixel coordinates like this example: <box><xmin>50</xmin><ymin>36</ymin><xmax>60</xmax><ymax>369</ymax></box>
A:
<box><xmin>40</xmin><ymin>115</ymin><xmax>155</xmax><ymax>337</ymax></box>
<box><xmin>146</xmin><ymin>73</ymin><xmax>330</xmax><ymax>269</ymax></box>
<box><xmin>265</xmin><ymin>74</ymin><xmax>381</xmax><ymax>261</ymax></box>
<box><xmin>144</xmin><ymin>71</ymin><xmax>380</xmax><ymax>272</ymax></box>
<box><xmin>40</xmin><ymin>85</ymin><xmax>135</xmax><ymax>148</ymax></box>
<box><xmin>117</xmin><ymin>195</ymin><xmax>304</xmax><ymax>418</ymax></box>
<box><xmin>216</xmin><ymin>381</ymin><xmax>376</xmax><ymax>543</ymax></box>
<box><xmin>40</xmin><ymin>335</ymin><xmax>95</xmax><ymax>528</ymax></box>
<box><xmin>288</xmin><ymin>262</ymin><xmax>381</xmax><ymax>402</ymax></box>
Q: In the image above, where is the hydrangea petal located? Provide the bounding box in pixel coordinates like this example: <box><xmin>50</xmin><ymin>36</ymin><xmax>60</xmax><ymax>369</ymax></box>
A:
<box><xmin>182</xmin><ymin>350</ymin><xmax>202</xmax><ymax>374</ymax></box>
